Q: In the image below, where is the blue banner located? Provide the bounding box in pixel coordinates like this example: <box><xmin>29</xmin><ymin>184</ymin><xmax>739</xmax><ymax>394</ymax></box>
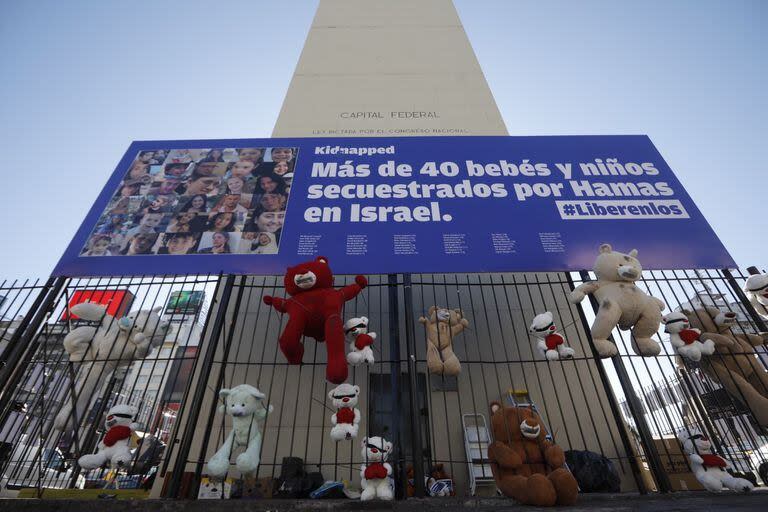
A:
<box><xmin>53</xmin><ymin>135</ymin><xmax>734</xmax><ymax>276</ymax></box>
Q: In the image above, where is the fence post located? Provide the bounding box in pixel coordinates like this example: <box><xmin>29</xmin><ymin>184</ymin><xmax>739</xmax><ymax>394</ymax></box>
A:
<box><xmin>164</xmin><ymin>274</ymin><xmax>236</xmax><ymax>499</ymax></box>
<box><xmin>722</xmin><ymin>268</ymin><xmax>768</xmax><ymax>332</ymax></box>
<box><xmin>402</xmin><ymin>273</ymin><xmax>426</xmax><ymax>497</ymax></box>
<box><xmin>573</xmin><ymin>270</ymin><xmax>672</xmax><ymax>493</ymax></box>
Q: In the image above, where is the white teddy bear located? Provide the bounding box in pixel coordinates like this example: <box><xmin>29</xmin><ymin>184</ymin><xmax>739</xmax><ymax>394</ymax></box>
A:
<box><xmin>360</xmin><ymin>436</ymin><xmax>393</xmax><ymax>501</ymax></box>
<box><xmin>345</xmin><ymin>316</ymin><xmax>376</xmax><ymax>365</ymax></box>
<box><xmin>677</xmin><ymin>429</ymin><xmax>753</xmax><ymax>492</ymax></box>
<box><xmin>206</xmin><ymin>384</ymin><xmax>273</xmax><ymax>479</ymax></box>
<box><xmin>528</xmin><ymin>311</ymin><xmax>575</xmax><ymax>360</ymax></box>
<box><xmin>55</xmin><ymin>302</ymin><xmax>170</xmax><ymax>431</ymax></box>
<box><xmin>663</xmin><ymin>311</ymin><xmax>715</xmax><ymax>361</ymax></box>
<box><xmin>329</xmin><ymin>383</ymin><xmax>361</xmax><ymax>441</ymax></box>
<box><xmin>744</xmin><ymin>273</ymin><xmax>768</xmax><ymax>318</ymax></box>
<box><xmin>78</xmin><ymin>404</ymin><xmax>138</xmax><ymax>470</ymax></box>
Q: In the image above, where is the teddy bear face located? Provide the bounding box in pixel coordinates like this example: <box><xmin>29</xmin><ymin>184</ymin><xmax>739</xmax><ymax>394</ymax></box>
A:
<box><xmin>118</xmin><ymin>306</ymin><xmax>170</xmax><ymax>337</ymax></box>
<box><xmin>361</xmin><ymin>436</ymin><xmax>391</xmax><ymax>462</ymax></box>
<box><xmin>662</xmin><ymin>311</ymin><xmax>690</xmax><ymax>334</ymax></box>
<box><xmin>328</xmin><ymin>383</ymin><xmax>360</xmax><ymax>408</ymax></box>
<box><xmin>425</xmin><ymin>306</ymin><xmax>462</xmax><ymax>325</ymax></box>
<box><xmin>593</xmin><ymin>244</ymin><xmax>643</xmax><ymax>283</ymax></box>
<box><xmin>528</xmin><ymin>311</ymin><xmax>556</xmax><ymax>340</ymax></box>
<box><xmin>220</xmin><ymin>384</ymin><xmax>269</xmax><ymax>419</ymax></box>
<box><xmin>284</xmin><ymin>256</ymin><xmax>333</xmax><ymax>296</ymax></box>
<box><xmin>684</xmin><ymin>307</ymin><xmax>734</xmax><ymax>334</ymax></box>
<box><xmin>678</xmin><ymin>430</ymin><xmax>712</xmax><ymax>455</ymax></box>
<box><xmin>489</xmin><ymin>402</ymin><xmax>547</xmax><ymax>443</ymax></box>
<box><xmin>745</xmin><ymin>273</ymin><xmax>768</xmax><ymax>306</ymax></box>
<box><xmin>344</xmin><ymin>316</ymin><xmax>369</xmax><ymax>340</ymax></box>
<box><xmin>104</xmin><ymin>404</ymin><xmax>137</xmax><ymax>429</ymax></box>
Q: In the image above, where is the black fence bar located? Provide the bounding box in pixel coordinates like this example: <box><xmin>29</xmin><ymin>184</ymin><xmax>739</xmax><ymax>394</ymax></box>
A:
<box><xmin>402</xmin><ymin>273</ymin><xmax>426</xmax><ymax>497</ymax></box>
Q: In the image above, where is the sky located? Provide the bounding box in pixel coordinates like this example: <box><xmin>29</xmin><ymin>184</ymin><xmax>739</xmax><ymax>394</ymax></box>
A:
<box><xmin>0</xmin><ymin>0</ymin><xmax>765</xmax><ymax>278</ymax></box>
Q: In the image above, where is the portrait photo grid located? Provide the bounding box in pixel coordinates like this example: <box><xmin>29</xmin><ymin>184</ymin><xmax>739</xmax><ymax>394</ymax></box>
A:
<box><xmin>80</xmin><ymin>147</ymin><xmax>297</xmax><ymax>257</ymax></box>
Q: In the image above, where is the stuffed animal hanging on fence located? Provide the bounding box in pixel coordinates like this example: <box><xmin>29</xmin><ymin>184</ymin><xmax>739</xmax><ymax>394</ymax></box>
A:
<box><xmin>662</xmin><ymin>311</ymin><xmax>715</xmax><ymax>361</ymax></box>
<box><xmin>744</xmin><ymin>273</ymin><xmax>768</xmax><ymax>318</ymax></box>
<box><xmin>677</xmin><ymin>428</ymin><xmax>753</xmax><ymax>492</ymax></box>
<box><xmin>419</xmin><ymin>306</ymin><xmax>469</xmax><ymax>376</ymax></box>
<box><xmin>328</xmin><ymin>383</ymin><xmax>361</xmax><ymax>441</ymax></box>
<box><xmin>263</xmin><ymin>256</ymin><xmax>367</xmax><ymax>384</ymax></box>
<box><xmin>206</xmin><ymin>384</ymin><xmax>272</xmax><ymax>479</ymax></box>
<box><xmin>360</xmin><ymin>436</ymin><xmax>393</xmax><ymax>501</ymax></box>
<box><xmin>528</xmin><ymin>312</ymin><xmax>575</xmax><ymax>360</ymax></box>
<box><xmin>55</xmin><ymin>302</ymin><xmax>170</xmax><ymax>431</ymax></box>
<box><xmin>78</xmin><ymin>404</ymin><xmax>138</xmax><ymax>470</ymax></box>
<box><xmin>569</xmin><ymin>244</ymin><xmax>665</xmax><ymax>358</ymax></box>
<box><xmin>345</xmin><ymin>316</ymin><xmax>376</xmax><ymax>366</ymax></box>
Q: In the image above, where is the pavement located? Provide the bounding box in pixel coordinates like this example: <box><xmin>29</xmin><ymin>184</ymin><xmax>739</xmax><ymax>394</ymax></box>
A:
<box><xmin>1</xmin><ymin>491</ymin><xmax>767</xmax><ymax>511</ymax></box>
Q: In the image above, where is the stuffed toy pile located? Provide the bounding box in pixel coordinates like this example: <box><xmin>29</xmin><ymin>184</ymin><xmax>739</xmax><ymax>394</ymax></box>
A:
<box><xmin>263</xmin><ymin>256</ymin><xmax>367</xmax><ymax>384</ymax></box>
<box><xmin>419</xmin><ymin>306</ymin><xmax>469</xmax><ymax>375</ymax></box>
<box><xmin>78</xmin><ymin>404</ymin><xmax>138</xmax><ymax>470</ymax></box>
<box><xmin>569</xmin><ymin>244</ymin><xmax>665</xmax><ymax>358</ymax></box>
<box><xmin>677</xmin><ymin>428</ymin><xmax>753</xmax><ymax>492</ymax></box>
<box><xmin>528</xmin><ymin>312</ymin><xmax>575</xmax><ymax>360</ymax></box>
<box><xmin>360</xmin><ymin>436</ymin><xmax>393</xmax><ymax>501</ymax></box>
<box><xmin>206</xmin><ymin>384</ymin><xmax>273</xmax><ymax>479</ymax></box>
<box><xmin>487</xmin><ymin>402</ymin><xmax>578</xmax><ymax>507</ymax></box>
<box><xmin>55</xmin><ymin>302</ymin><xmax>170</xmax><ymax>431</ymax></box>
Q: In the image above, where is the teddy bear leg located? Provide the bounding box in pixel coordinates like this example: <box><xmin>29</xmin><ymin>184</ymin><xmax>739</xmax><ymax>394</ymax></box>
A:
<box><xmin>746</xmin><ymin>358</ymin><xmax>768</xmax><ymax>399</ymax></box>
<box><xmin>346</xmin><ymin>349</ymin><xmax>363</xmax><ymax>365</ymax></box>
<box><xmin>710</xmin><ymin>363</ymin><xmax>768</xmax><ymax>428</ymax></box>
<box><xmin>279</xmin><ymin>314</ymin><xmax>306</xmax><ymax>364</ymax></box>
<box><xmin>522</xmin><ymin>473</ymin><xmax>558</xmax><ymax>507</ymax></box>
<box><xmin>441</xmin><ymin>346</ymin><xmax>461</xmax><ymax>376</ymax></box>
<box><xmin>324</xmin><ymin>314</ymin><xmax>348</xmax><ymax>384</ymax></box>
<box><xmin>630</xmin><ymin>309</ymin><xmax>662</xmax><ymax>356</ymax></box>
<box><xmin>548</xmin><ymin>467</ymin><xmax>579</xmax><ymax>506</ymax></box>
<box><xmin>722</xmin><ymin>474</ymin><xmax>753</xmax><ymax>492</ymax></box>
<box><xmin>697</xmin><ymin>472</ymin><xmax>724</xmax><ymax>492</ymax></box>
<box><xmin>426</xmin><ymin>342</ymin><xmax>444</xmax><ymax>374</ymax></box>
<box><xmin>590</xmin><ymin>301</ymin><xmax>621</xmax><ymax>357</ymax></box>
<box><xmin>360</xmin><ymin>481</ymin><xmax>376</xmax><ymax>501</ymax></box>
<box><xmin>78</xmin><ymin>452</ymin><xmax>109</xmax><ymax>470</ymax></box>
<box><xmin>495</xmin><ymin>474</ymin><xmax>529</xmax><ymax>502</ymax></box>
<box><xmin>111</xmin><ymin>447</ymin><xmax>133</xmax><ymax>468</ymax></box>
<box><xmin>376</xmin><ymin>478</ymin><xmax>394</xmax><ymax>500</ymax></box>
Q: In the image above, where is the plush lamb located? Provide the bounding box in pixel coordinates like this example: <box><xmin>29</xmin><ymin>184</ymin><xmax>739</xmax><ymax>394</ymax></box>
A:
<box><xmin>206</xmin><ymin>384</ymin><xmax>272</xmax><ymax>479</ymax></box>
<box><xmin>55</xmin><ymin>303</ymin><xmax>170</xmax><ymax>431</ymax></box>
<box><xmin>360</xmin><ymin>436</ymin><xmax>393</xmax><ymax>501</ymax></box>
<box><xmin>744</xmin><ymin>273</ymin><xmax>768</xmax><ymax>318</ymax></box>
<box><xmin>662</xmin><ymin>311</ymin><xmax>715</xmax><ymax>361</ymax></box>
<box><xmin>78</xmin><ymin>404</ymin><xmax>138</xmax><ymax>470</ymax></box>
<box><xmin>345</xmin><ymin>317</ymin><xmax>376</xmax><ymax>366</ymax></box>
<box><xmin>329</xmin><ymin>383</ymin><xmax>361</xmax><ymax>441</ymax></box>
<box><xmin>569</xmin><ymin>244</ymin><xmax>665</xmax><ymax>358</ymax></box>
<box><xmin>528</xmin><ymin>312</ymin><xmax>575</xmax><ymax>360</ymax></box>
<box><xmin>677</xmin><ymin>429</ymin><xmax>753</xmax><ymax>492</ymax></box>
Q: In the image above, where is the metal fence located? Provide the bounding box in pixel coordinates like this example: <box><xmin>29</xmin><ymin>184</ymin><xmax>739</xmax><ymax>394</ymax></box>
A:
<box><xmin>0</xmin><ymin>268</ymin><xmax>766</xmax><ymax>499</ymax></box>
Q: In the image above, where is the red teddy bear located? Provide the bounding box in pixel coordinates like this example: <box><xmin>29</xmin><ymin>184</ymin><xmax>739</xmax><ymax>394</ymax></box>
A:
<box><xmin>263</xmin><ymin>256</ymin><xmax>367</xmax><ymax>384</ymax></box>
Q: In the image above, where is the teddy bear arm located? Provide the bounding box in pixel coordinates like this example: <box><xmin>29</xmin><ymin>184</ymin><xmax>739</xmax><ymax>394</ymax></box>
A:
<box><xmin>570</xmin><ymin>281</ymin><xmax>599</xmax><ymax>302</ymax></box>
<box><xmin>385</xmin><ymin>462</ymin><xmax>393</xmax><ymax>476</ymax></box>
<box><xmin>544</xmin><ymin>444</ymin><xmax>566</xmax><ymax>468</ymax></box>
<box><xmin>700</xmin><ymin>332</ymin><xmax>734</xmax><ymax>348</ymax></box>
<box><xmin>451</xmin><ymin>319</ymin><xmax>469</xmax><ymax>337</ymax></box>
<box><xmin>339</xmin><ymin>281</ymin><xmax>365</xmax><ymax>302</ymax></box>
<box><xmin>688</xmin><ymin>453</ymin><xmax>703</xmax><ymax>464</ymax></box>
<box><xmin>742</xmin><ymin>333</ymin><xmax>767</xmax><ymax>347</ymax></box>
<box><xmin>354</xmin><ymin>409</ymin><xmax>361</xmax><ymax>423</ymax></box>
<box><xmin>488</xmin><ymin>441</ymin><xmax>522</xmax><ymax>469</ymax></box>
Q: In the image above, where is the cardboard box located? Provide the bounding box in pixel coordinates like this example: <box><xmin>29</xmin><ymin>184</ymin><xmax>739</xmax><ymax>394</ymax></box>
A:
<box><xmin>652</xmin><ymin>437</ymin><xmax>704</xmax><ymax>491</ymax></box>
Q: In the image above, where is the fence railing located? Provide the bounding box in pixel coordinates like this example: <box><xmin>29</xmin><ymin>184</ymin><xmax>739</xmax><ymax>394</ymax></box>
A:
<box><xmin>0</xmin><ymin>268</ymin><xmax>766</xmax><ymax>499</ymax></box>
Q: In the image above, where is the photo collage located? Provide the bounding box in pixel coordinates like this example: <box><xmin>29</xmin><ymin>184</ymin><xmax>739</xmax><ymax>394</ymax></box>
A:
<box><xmin>80</xmin><ymin>147</ymin><xmax>297</xmax><ymax>257</ymax></box>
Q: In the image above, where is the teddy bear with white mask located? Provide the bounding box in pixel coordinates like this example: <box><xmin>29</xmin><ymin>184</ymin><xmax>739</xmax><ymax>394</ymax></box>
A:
<box><xmin>78</xmin><ymin>404</ymin><xmax>138</xmax><ymax>470</ymax></box>
<box><xmin>528</xmin><ymin>311</ymin><xmax>575</xmax><ymax>360</ymax></box>
<box><xmin>677</xmin><ymin>428</ymin><xmax>753</xmax><ymax>492</ymax></box>
<box><xmin>360</xmin><ymin>436</ymin><xmax>393</xmax><ymax>501</ymax></box>
<box><xmin>345</xmin><ymin>316</ymin><xmax>376</xmax><ymax>365</ymax></box>
<box><xmin>662</xmin><ymin>311</ymin><xmax>715</xmax><ymax>361</ymax></box>
<box><xmin>328</xmin><ymin>383</ymin><xmax>361</xmax><ymax>441</ymax></box>
<box><xmin>744</xmin><ymin>273</ymin><xmax>768</xmax><ymax>318</ymax></box>
<box><xmin>206</xmin><ymin>384</ymin><xmax>273</xmax><ymax>479</ymax></box>
<box><xmin>55</xmin><ymin>302</ymin><xmax>170</xmax><ymax>431</ymax></box>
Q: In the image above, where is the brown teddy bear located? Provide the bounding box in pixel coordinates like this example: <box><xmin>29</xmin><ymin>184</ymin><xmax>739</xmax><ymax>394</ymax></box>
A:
<box><xmin>419</xmin><ymin>306</ymin><xmax>469</xmax><ymax>375</ymax></box>
<box><xmin>569</xmin><ymin>243</ymin><xmax>665</xmax><ymax>358</ymax></box>
<box><xmin>487</xmin><ymin>402</ymin><xmax>578</xmax><ymax>506</ymax></box>
<box><xmin>684</xmin><ymin>306</ymin><xmax>768</xmax><ymax>428</ymax></box>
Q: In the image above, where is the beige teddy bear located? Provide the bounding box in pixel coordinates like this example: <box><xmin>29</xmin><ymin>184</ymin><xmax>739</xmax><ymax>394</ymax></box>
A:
<box><xmin>569</xmin><ymin>244</ymin><xmax>665</xmax><ymax>357</ymax></box>
<box><xmin>419</xmin><ymin>307</ymin><xmax>469</xmax><ymax>375</ymax></box>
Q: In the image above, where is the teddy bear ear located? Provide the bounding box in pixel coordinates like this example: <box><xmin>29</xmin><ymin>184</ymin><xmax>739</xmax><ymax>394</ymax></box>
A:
<box><xmin>428</xmin><ymin>306</ymin><xmax>437</xmax><ymax>314</ymax></box>
<box><xmin>219</xmin><ymin>388</ymin><xmax>231</xmax><ymax>398</ymax></box>
<box><xmin>599</xmin><ymin>243</ymin><xmax>612</xmax><ymax>253</ymax></box>
<box><xmin>152</xmin><ymin>306</ymin><xmax>163</xmax><ymax>314</ymax></box>
<box><xmin>218</xmin><ymin>404</ymin><xmax>226</xmax><ymax>414</ymax></box>
<box><xmin>490</xmin><ymin>401</ymin><xmax>502</xmax><ymax>414</ymax></box>
<box><xmin>361</xmin><ymin>437</ymin><xmax>368</xmax><ymax>448</ymax></box>
<box><xmin>249</xmin><ymin>387</ymin><xmax>266</xmax><ymax>400</ymax></box>
<box><xmin>385</xmin><ymin>441</ymin><xmax>393</xmax><ymax>453</ymax></box>
<box><xmin>354</xmin><ymin>385</ymin><xmax>360</xmax><ymax>394</ymax></box>
<box><xmin>328</xmin><ymin>389</ymin><xmax>336</xmax><ymax>400</ymax></box>
<box><xmin>629</xmin><ymin>249</ymin><xmax>638</xmax><ymax>258</ymax></box>
<box><xmin>316</xmin><ymin>256</ymin><xmax>329</xmax><ymax>264</ymax></box>
<box><xmin>361</xmin><ymin>316</ymin><xmax>368</xmax><ymax>323</ymax></box>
